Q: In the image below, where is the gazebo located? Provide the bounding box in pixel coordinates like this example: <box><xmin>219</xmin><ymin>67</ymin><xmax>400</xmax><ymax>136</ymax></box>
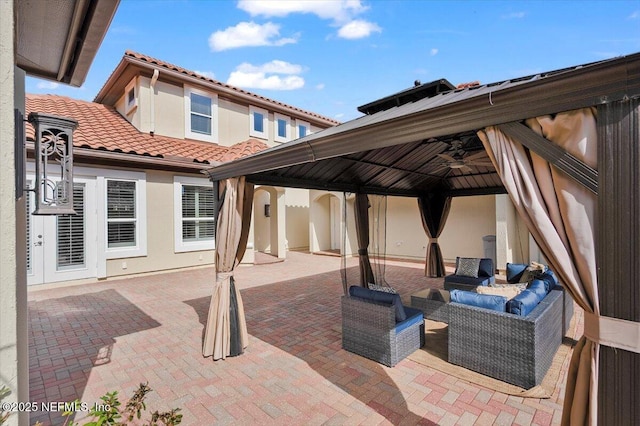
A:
<box><xmin>203</xmin><ymin>53</ymin><xmax>640</xmax><ymax>424</ymax></box>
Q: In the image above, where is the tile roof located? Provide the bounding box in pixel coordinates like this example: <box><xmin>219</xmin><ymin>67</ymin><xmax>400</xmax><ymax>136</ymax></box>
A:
<box><xmin>119</xmin><ymin>51</ymin><xmax>341</xmax><ymax>125</ymax></box>
<box><xmin>25</xmin><ymin>94</ymin><xmax>269</xmax><ymax>165</ymax></box>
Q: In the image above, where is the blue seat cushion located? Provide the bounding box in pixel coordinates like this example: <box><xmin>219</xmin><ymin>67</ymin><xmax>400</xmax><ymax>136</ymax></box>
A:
<box><xmin>444</xmin><ymin>275</ymin><xmax>494</xmax><ymax>287</ymax></box>
<box><xmin>507</xmin><ymin>289</ymin><xmax>544</xmax><ymax>316</ymax></box>
<box><xmin>527</xmin><ymin>279</ymin><xmax>549</xmax><ymax>299</ymax></box>
<box><xmin>450</xmin><ymin>290</ymin><xmax>507</xmax><ymax>312</ymax></box>
<box><xmin>395</xmin><ymin>307</ymin><xmax>424</xmax><ymax>333</ymax></box>
<box><xmin>349</xmin><ymin>286</ymin><xmax>407</xmax><ymax>322</ymax></box>
<box><xmin>506</xmin><ymin>263</ymin><xmax>528</xmax><ymax>283</ymax></box>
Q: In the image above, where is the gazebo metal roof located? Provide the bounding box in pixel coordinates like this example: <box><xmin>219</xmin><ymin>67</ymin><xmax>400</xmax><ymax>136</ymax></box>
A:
<box><xmin>205</xmin><ymin>52</ymin><xmax>640</xmax><ymax>198</ymax></box>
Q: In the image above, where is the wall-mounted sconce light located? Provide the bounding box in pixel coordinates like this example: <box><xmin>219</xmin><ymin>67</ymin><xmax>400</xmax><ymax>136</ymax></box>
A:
<box><xmin>27</xmin><ymin>112</ymin><xmax>78</xmax><ymax>215</ymax></box>
<box><xmin>264</xmin><ymin>204</ymin><xmax>271</xmax><ymax>217</ymax></box>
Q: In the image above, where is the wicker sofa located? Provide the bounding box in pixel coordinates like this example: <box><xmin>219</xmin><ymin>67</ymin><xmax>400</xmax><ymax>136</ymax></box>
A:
<box><xmin>342</xmin><ymin>286</ymin><xmax>424</xmax><ymax>367</ymax></box>
<box><xmin>448</xmin><ymin>285</ymin><xmax>571</xmax><ymax>388</ymax></box>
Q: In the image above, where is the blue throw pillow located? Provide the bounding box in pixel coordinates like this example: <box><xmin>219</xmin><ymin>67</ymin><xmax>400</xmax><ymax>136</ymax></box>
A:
<box><xmin>506</xmin><ymin>263</ymin><xmax>528</xmax><ymax>283</ymax></box>
<box><xmin>478</xmin><ymin>258</ymin><xmax>494</xmax><ymax>278</ymax></box>
<box><xmin>527</xmin><ymin>279</ymin><xmax>548</xmax><ymax>299</ymax></box>
<box><xmin>507</xmin><ymin>289</ymin><xmax>545</xmax><ymax>316</ymax></box>
<box><xmin>349</xmin><ymin>286</ymin><xmax>407</xmax><ymax>322</ymax></box>
<box><xmin>450</xmin><ymin>289</ymin><xmax>507</xmax><ymax>312</ymax></box>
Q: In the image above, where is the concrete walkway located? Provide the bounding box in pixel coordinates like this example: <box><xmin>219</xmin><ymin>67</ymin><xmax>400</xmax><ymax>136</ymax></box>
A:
<box><xmin>27</xmin><ymin>252</ymin><xmax>578</xmax><ymax>425</ymax></box>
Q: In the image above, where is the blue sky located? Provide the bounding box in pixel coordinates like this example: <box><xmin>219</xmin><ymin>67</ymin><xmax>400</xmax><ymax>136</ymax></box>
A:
<box><xmin>27</xmin><ymin>0</ymin><xmax>640</xmax><ymax>121</ymax></box>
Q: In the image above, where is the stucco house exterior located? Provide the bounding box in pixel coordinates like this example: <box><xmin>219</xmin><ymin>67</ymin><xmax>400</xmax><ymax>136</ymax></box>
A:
<box><xmin>24</xmin><ymin>50</ymin><xmax>539</xmax><ymax>289</ymax></box>
<box><xmin>24</xmin><ymin>51</ymin><xmax>340</xmax><ymax>286</ymax></box>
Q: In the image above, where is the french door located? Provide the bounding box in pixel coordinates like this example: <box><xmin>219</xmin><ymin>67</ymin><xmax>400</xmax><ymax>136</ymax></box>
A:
<box><xmin>27</xmin><ymin>176</ymin><xmax>97</xmax><ymax>285</ymax></box>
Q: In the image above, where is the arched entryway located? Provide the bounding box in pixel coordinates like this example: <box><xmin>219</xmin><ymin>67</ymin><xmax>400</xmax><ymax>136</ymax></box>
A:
<box><xmin>252</xmin><ymin>186</ymin><xmax>286</xmax><ymax>260</ymax></box>
<box><xmin>309</xmin><ymin>191</ymin><xmax>356</xmax><ymax>256</ymax></box>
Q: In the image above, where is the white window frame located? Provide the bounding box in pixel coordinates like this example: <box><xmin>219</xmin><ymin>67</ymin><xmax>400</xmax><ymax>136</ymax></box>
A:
<box><xmin>274</xmin><ymin>113</ymin><xmax>290</xmax><ymax>143</ymax></box>
<box><xmin>100</xmin><ymin>170</ymin><xmax>147</xmax><ymax>260</ymax></box>
<box><xmin>184</xmin><ymin>86</ymin><xmax>218</xmax><ymax>142</ymax></box>
<box><xmin>173</xmin><ymin>176</ymin><xmax>216</xmax><ymax>253</ymax></box>
<box><xmin>296</xmin><ymin>119</ymin><xmax>310</xmax><ymax>139</ymax></box>
<box><xmin>249</xmin><ymin>105</ymin><xmax>268</xmax><ymax>139</ymax></box>
<box><xmin>124</xmin><ymin>78</ymin><xmax>138</xmax><ymax>114</ymax></box>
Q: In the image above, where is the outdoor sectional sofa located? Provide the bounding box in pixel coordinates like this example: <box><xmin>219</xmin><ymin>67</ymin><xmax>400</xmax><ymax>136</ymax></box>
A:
<box><xmin>342</xmin><ymin>286</ymin><xmax>424</xmax><ymax>367</ymax></box>
<box><xmin>447</xmin><ymin>283</ymin><xmax>573</xmax><ymax>389</ymax></box>
<box><xmin>443</xmin><ymin>257</ymin><xmax>495</xmax><ymax>292</ymax></box>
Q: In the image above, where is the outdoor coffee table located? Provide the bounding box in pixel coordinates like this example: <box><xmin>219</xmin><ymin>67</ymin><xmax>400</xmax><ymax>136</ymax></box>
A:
<box><xmin>410</xmin><ymin>288</ymin><xmax>450</xmax><ymax>323</ymax></box>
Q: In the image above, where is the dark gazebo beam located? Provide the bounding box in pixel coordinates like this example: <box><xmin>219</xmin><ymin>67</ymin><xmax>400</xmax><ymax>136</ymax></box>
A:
<box><xmin>498</xmin><ymin>122</ymin><xmax>598</xmax><ymax>194</ymax></box>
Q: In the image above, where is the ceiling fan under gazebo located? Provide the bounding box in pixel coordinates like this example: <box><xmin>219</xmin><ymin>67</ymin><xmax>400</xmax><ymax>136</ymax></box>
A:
<box><xmin>434</xmin><ymin>140</ymin><xmax>494</xmax><ymax>173</ymax></box>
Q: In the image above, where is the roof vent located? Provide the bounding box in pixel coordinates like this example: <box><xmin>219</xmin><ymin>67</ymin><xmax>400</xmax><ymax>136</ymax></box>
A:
<box><xmin>357</xmin><ymin>78</ymin><xmax>456</xmax><ymax>115</ymax></box>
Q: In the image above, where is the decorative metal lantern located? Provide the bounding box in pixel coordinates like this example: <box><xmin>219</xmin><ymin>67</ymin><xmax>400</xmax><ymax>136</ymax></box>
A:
<box><xmin>27</xmin><ymin>112</ymin><xmax>78</xmax><ymax>215</ymax></box>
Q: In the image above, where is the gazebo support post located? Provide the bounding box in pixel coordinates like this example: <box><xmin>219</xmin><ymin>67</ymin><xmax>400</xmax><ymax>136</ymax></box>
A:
<box><xmin>596</xmin><ymin>99</ymin><xmax>640</xmax><ymax>424</ymax></box>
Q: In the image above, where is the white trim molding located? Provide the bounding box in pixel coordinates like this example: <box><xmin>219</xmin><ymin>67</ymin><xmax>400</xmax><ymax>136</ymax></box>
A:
<box><xmin>249</xmin><ymin>105</ymin><xmax>268</xmax><ymax>139</ymax></box>
<box><xmin>274</xmin><ymin>112</ymin><xmax>290</xmax><ymax>143</ymax></box>
<box><xmin>184</xmin><ymin>85</ymin><xmax>219</xmax><ymax>142</ymax></box>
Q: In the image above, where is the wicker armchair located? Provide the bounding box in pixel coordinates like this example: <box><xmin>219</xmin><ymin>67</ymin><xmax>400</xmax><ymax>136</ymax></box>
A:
<box><xmin>448</xmin><ymin>285</ymin><xmax>570</xmax><ymax>388</ymax></box>
<box><xmin>341</xmin><ymin>295</ymin><xmax>424</xmax><ymax>367</ymax></box>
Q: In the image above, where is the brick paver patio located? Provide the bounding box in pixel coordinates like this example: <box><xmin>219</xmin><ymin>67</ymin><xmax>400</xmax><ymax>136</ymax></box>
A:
<box><xmin>27</xmin><ymin>252</ymin><xmax>581</xmax><ymax>425</ymax></box>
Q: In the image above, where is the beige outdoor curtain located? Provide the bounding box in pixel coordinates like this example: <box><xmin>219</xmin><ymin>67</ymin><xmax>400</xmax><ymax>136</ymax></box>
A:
<box><xmin>354</xmin><ymin>193</ymin><xmax>375</xmax><ymax>287</ymax></box>
<box><xmin>203</xmin><ymin>177</ymin><xmax>254</xmax><ymax>360</ymax></box>
<box><xmin>478</xmin><ymin>108</ymin><xmax>599</xmax><ymax>425</ymax></box>
<box><xmin>417</xmin><ymin>193</ymin><xmax>452</xmax><ymax>277</ymax></box>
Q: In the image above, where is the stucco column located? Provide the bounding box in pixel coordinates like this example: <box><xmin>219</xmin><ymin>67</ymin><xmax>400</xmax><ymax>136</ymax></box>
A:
<box><xmin>271</xmin><ymin>188</ymin><xmax>286</xmax><ymax>259</ymax></box>
<box><xmin>496</xmin><ymin>194</ymin><xmax>531</xmax><ymax>273</ymax></box>
<box><xmin>1</xmin><ymin>3</ymin><xmax>29</xmax><ymax>423</ymax></box>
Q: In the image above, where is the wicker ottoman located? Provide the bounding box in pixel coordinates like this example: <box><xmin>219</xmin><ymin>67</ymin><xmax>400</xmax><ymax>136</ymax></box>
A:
<box><xmin>410</xmin><ymin>289</ymin><xmax>450</xmax><ymax>323</ymax></box>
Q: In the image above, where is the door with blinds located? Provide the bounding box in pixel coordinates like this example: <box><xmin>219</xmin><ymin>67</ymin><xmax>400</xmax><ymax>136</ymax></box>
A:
<box><xmin>27</xmin><ymin>176</ymin><xmax>97</xmax><ymax>285</ymax></box>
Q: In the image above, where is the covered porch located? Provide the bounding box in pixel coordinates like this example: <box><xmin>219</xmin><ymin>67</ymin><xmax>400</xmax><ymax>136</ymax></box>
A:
<box><xmin>204</xmin><ymin>53</ymin><xmax>640</xmax><ymax>424</ymax></box>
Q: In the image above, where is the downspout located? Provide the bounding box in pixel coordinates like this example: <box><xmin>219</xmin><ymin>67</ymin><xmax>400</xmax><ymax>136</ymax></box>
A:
<box><xmin>149</xmin><ymin>69</ymin><xmax>159</xmax><ymax>136</ymax></box>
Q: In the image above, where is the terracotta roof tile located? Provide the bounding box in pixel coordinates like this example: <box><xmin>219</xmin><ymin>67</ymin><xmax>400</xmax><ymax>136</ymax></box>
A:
<box><xmin>123</xmin><ymin>50</ymin><xmax>340</xmax><ymax>125</ymax></box>
<box><xmin>222</xmin><ymin>138</ymin><xmax>270</xmax><ymax>162</ymax></box>
<box><xmin>25</xmin><ymin>95</ymin><xmax>267</xmax><ymax>164</ymax></box>
<box><xmin>456</xmin><ymin>81</ymin><xmax>481</xmax><ymax>89</ymax></box>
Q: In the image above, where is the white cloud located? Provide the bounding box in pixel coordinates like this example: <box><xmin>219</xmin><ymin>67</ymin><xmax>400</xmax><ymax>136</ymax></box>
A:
<box><xmin>316</xmin><ymin>83</ymin><xmax>325</xmax><ymax>90</ymax></box>
<box><xmin>36</xmin><ymin>81</ymin><xmax>59</xmax><ymax>90</ymax></box>
<box><xmin>337</xmin><ymin>20</ymin><xmax>381</xmax><ymax>39</ymax></box>
<box><xmin>238</xmin><ymin>0</ymin><xmax>380</xmax><ymax>40</ymax></box>
<box><xmin>194</xmin><ymin>70</ymin><xmax>216</xmax><ymax>80</ymax></box>
<box><xmin>208</xmin><ymin>21</ymin><xmax>297</xmax><ymax>51</ymax></box>
<box><xmin>238</xmin><ymin>0</ymin><xmax>367</xmax><ymax>22</ymax></box>
<box><xmin>236</xmin><ymin>60</ymin><xmax>303</xmax><ymax>75</ymax></box>
<box><xmin>502</xmin><ymin>11</ymin><xmax>525</xmax><ymax>19</ymax></box>
<box><xmin>629</xmin><ymin>11</ymin><xmax>639</xmax><ymax>19</ymax></box>
<box><xmin>227</xmin><ymin>60</ymin><xmax>305</xmax><ymax>90</ymax></box>
<box><xmin>502</xmin><ymin>12</ymin><xmax>526</xmax><ymax>19</ymax></box>
<box><xmin>430</xmin><ymin>48</ymin><xmax>438</xmax><ymax>56</ymax></box>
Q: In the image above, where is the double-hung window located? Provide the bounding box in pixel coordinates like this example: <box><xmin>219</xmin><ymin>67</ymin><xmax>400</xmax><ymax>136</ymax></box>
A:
<box><xmin>103</xmin><ymin>171</ymin><xmax>147</xmax><ymax>259</ymax></box>
<box><xmin>174</xmin><ymin>176</ymin><xmax>215</xmax><ymax>252</ymax></box>
<box><xmin>249</xmin><ymin>105</ymin><xmax>268</xmax><ymax>139</ymax></box>
<box><xmin>274</xmin><ymin>113</ymin><xmax>290</xmax><ymax>143</ymax></box>
<box><xmin>184</xmin><ymin>86</ymin><xmax>218</xmax><ymax>142</ymax></box>
<box><xmin>106</xmin><ymin>180</ymin><xmax>137</xmax><ymax>248</ymax></box>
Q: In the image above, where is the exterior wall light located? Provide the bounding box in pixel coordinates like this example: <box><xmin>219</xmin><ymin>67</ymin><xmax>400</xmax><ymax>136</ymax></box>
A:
<box><xmin>27</xmin><ymin>112</ymin><xmax>78</xmax><ymax>215</ymax></box>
